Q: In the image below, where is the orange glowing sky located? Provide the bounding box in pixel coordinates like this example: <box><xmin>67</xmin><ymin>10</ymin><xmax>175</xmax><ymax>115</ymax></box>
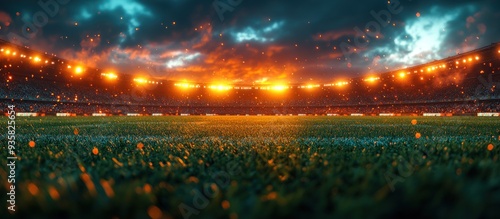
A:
<box><xmin>0</xmin><ymin>0</ymin><xmax>498</xmax><ymax>83</ymax></box>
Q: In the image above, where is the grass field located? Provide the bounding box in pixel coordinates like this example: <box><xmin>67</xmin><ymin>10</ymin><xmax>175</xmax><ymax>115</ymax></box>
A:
<box><xmin>1</xmin><ymin>116</ymin><xmax>499</xmax><ymax>219</ymax></box>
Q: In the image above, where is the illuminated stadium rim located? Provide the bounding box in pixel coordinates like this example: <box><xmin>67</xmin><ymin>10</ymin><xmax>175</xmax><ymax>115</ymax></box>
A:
<box><xmin>1</xmin><ymin>39</ymin><xmax>500</xmax><ymax>89</ymax></box>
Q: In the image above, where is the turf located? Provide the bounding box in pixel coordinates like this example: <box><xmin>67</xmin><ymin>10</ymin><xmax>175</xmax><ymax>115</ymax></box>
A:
<box><xmin>1</xmin><ymin>116</ymin><xmax>499</xmax><ymax>219</ymax></box>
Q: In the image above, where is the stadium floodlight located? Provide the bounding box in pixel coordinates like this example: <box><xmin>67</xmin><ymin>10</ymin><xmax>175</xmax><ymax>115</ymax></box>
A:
<box><xmin>133</xmin><ymin>77</ymin><xmax>148</xmax><ymax>84</ymax></box>
<box><xmin>33</xmin><ymin>56</ymin><xmax>42</xmax><ymax>63</ymax></box>
<box><xmin>336</xmin><ymin>81</ymin><xmax>349</xmax><ymax>87</ymax></box>
<box><xmin>74</xmin><ymin>66</ymin><xmax>84</xmax><ymax>74</ymax></box>
<box><xmin>271</xmin><ymin>85</ymin><xmax>288</xmax><ymax>91</ymax></box>
<box><xmin>298</xmin><ymin>84</ymin><xmax>320</xmax><ymax>89</ymax></box>
<box><xmin>398</xmin><ymin>72</ymin><xmax>406</xmax><ymax>78</ymax></box>
<box><xmin>208</xmin><ymin>84</ymin><xmax>232</xmax><ymax>91</ymax></box>
<box><xmin>174</xmin><ymin>82</ymin><xmax>199</xmax><ymax>89</ymax></box>
<box><xmin>101</xmin><ymin>72</ymin><xmax>118</xmax><ymax>80</ymax></box>
<box><xmin>475</xmin><ymin>56</ymin><xmax>480</xmax><ymax>61</ymax></box>
<box><xmin>5</xmin><ymin>49</ymin><xmax>11</xmax><ymax>55</ymax></box>
<box><xmin>364</xmin><ymin>77</ymin><xmax>380</xmax><ymax>83</ymax></box>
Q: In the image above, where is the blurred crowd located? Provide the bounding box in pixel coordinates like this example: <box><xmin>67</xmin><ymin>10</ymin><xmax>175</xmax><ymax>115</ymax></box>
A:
<box><xmin>1</xmin><ymin>43</ymin><xmax>499</xmax><ymax>115</ymax></box>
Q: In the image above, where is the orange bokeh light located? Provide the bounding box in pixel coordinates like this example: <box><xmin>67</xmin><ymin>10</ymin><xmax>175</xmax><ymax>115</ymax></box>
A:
<box><xmin>415</xmin><ymin>132</ymin><xmax>421</xmax><ymax>139</ymax></box>
<box><xmin>147</xmin><ymin>206</ymin><xmax>163</xmax><ymax>219</ymax></box>
<box><xmin>92</xmin><ymin>147</ymin><xmax>99</xmax><ymax>155</ymax></box>
<box><xmin>49</xmin><ymin>187</ymin><xmax>60</xmax><ymax>200</ymax></box>
<box><xmin>27</xmin><ymin>183</ymin><xmax>39</xmax><ymax>196</ymax></box>
<box><xmin>487</xmin><ymin>144</ymin><xmax>494</xmax><ymax>151</ymax></box>
<box><xmin>29</xmin><ymin>141</ymin><xmax>36</xmax><ymax>148</ymax></box>
<box><xmin>137</xmin><ymin>142</ymin><xmax>144</xmax><ymax>150</ymax></box>
<box><xmin>221</xmin><ymin>200</ymin><xmax>231</xmax><ymax>210</ymax></box>
<box><xmin>411</xmin><ymin>119</ymin><xmax>417</xmax><ymax>125</ymax></box>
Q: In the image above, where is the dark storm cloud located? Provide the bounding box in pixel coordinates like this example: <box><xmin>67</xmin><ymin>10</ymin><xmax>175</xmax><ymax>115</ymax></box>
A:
<box><xmin>0</xmin><ymin>0</ymin><xmax>499</xmax><ymax>83</ymax></box>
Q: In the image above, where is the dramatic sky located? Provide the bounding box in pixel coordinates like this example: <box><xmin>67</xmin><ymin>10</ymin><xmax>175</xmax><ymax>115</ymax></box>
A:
<box><xmin>0</xmin><ymin>0</ymin><xmax>499</xmax><ymax>84</ymax></box>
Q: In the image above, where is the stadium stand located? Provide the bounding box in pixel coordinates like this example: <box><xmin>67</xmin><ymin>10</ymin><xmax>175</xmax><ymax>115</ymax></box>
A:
<box><xmin>1</xmin><ymin>39</ymin><xmax>499</xmax><ymax>115</ymax></box>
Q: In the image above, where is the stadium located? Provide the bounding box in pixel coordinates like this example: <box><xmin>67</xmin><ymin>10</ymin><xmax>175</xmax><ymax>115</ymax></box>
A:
<box><xmin>1</xmin><ymin>39</ymin><xmax>499</xmax><ymax>116</ymax></box>
<box><xmin>1</xmin><ymin>1</ymin><xmax>500</xmax><ymax>219</ymax></box>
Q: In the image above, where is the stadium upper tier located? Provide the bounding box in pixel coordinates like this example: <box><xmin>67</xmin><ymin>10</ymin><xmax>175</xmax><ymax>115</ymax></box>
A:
<box><xmin>0</xmin><ymin>40</ymin><xmax>499</xmax><ymax>114</ymax></box>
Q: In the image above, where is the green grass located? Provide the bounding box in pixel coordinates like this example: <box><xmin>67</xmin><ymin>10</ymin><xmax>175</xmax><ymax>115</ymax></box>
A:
<box><xmin>1</xmin><ymin>116</ymin><xmax>499</xmax><ymax>219</ymax></box>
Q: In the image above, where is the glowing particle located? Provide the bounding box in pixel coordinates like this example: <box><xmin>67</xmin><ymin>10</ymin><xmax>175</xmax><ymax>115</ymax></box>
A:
<box><xmin>415</xmin><ymin>132</ymin><xmax>421</xmax><ymax>139</ymax></box>
<box><xmin>100</xmin><ymin>180</ymin><xmax>114</xmax><ymax>198</ymax></box>
<box><xmin>147</xmin><ymin>206</ymin><xmax>162</xmax><ymax>219</ymax></box>
<box><xmin>92</xmin><ymin>147</ymin><xmax>99</xmax><ymax>155</ymax></box>
<box><xmin>411</xmin><ymin>119</ymin><xmax>417</xmax><ymax>125</ymax></box>
<box><xmin>49</xmin><ymin>187</ymin><xmax>60</xmax><ymax>200</ymax></box>
<box><xmin>28</xmin><ymin>183</ymin><xmax>39</xmax><ymax>196</ymax></box>
<box><xmin>143</xmin><ymin>184</ymin><xmax>152</xmax><ymax>193</ymax></box>
<box><xmin>74</xmin><ymin>128</ymin><xmax>79</xmax><ymax>135</ymax></box>
<box><xmin>80</xmin><ymin>173</ymin><xmax>96</xmax><ymax>195</ymax></box>
<box><xmin>416</xmin><ymin>12</ymin><xmax>421</xmax><ymax>17</ymax></box>
<box><xmin>222</xmin><ymin>200</ymin><xmax>231</xmax><ymax>210</ymax></box>
<box><xmin>29</xmin><ymin>141</ymin><xmax>36</xmax><ymax>148</ymax></box>
<box><xmin>267</xmin><ymin>192</ymin><xmax>278</xmax><ymax>200</ymax></box>
<box><xmin>487</xmin><ymin>144</ymin><xmax>494</xmax><ymax>151</ymax></box>
<box><xmin>112</xmin><ymin>157</ymin><xmax>123</xmax><ymax>167</ymax></box>
<box><xmin>137</xmin><ymin>142</ymin><xmax>144</xmax><ymax>150</ymax></box>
